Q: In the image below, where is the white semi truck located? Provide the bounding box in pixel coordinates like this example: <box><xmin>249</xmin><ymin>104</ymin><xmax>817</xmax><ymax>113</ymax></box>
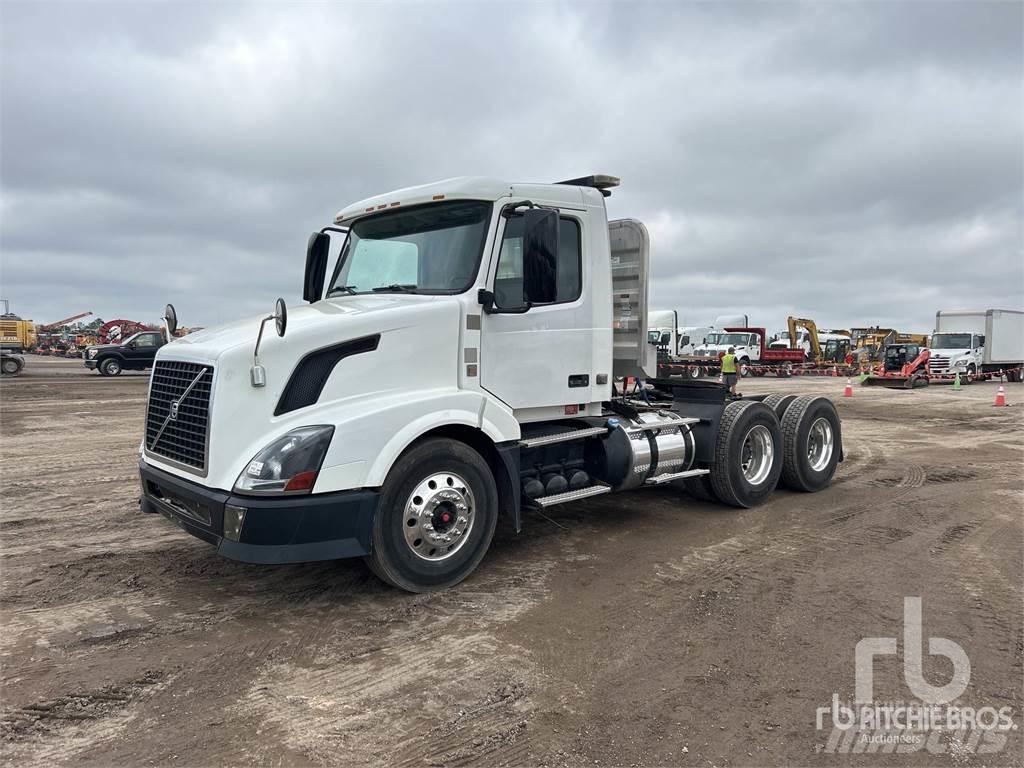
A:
<box><xmin>647</xmin><ymin>311</ymin><xmax>710</xmax><ymax>356</ymax></box>
<box><xmin>929</xmin><ymin>309</ymin><xmax>1024</xmax><ymax>383</ymax></box>
<box><xmin>138</xmin><ymin>175</ymin><xmax>842</xmax><ymax>591</ymax></box>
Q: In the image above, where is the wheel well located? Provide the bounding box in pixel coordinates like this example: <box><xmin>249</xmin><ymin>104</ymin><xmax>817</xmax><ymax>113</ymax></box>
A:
<box><xmin>404</xmin><ymin>425</ymin><xmax>519</xmax><ymax>530</ymax></box>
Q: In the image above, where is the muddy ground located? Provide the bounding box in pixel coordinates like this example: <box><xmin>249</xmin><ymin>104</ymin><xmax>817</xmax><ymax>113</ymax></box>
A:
<box><xmin>1</xmin><ymin>357</ymin><xmax>1022</xmax><ymax>766</ymax></box>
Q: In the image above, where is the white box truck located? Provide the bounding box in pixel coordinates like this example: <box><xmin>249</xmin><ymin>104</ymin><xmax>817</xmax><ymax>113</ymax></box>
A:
<box><xmin>929</xmin><ymin>309</ymin><xmax>1024</xmax><ymax>383</ymax></box>
<box><xmin>139</xmin><ymin>175</ymin><xmax>842</xmax><ymax>591</ymax></box>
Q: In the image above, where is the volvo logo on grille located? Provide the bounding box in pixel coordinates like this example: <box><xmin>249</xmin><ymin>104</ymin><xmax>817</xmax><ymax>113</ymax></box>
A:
<box><xmin>169</xmin><ymin>400</ymin><xmax>180</xmax><ymax>420</ymax></box>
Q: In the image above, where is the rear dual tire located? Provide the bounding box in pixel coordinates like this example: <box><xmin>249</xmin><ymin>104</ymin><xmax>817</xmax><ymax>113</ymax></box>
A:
<box><xmin>707</xmin><ymin>401</ymin><xmax>784</xmax><ymax>508</ymax></box>
<box><xmin>779</xmin><ymin>396</ymin><xmax>842</xmax><ymax>492</ymax></box>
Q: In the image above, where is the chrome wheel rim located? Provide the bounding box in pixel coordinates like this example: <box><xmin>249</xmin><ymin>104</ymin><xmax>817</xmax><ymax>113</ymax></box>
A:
<box><xmin>402</xmin><ymin>472</ymin><xmax>475</xmax><ymax>561</ymax></box>
<box><xmin>107</xmin><ymin>361</ymin><xmax>120</xmax><ymax>374</ymax></box>
<box><xmin>807</xmin><ymin>417</ymin><xmax>834</xmax><ymax>472</ymax></box>
<box><xmin>741</xmin><ymin>425</ymin><xmax>774</xmax><ymax>485</ymax></box>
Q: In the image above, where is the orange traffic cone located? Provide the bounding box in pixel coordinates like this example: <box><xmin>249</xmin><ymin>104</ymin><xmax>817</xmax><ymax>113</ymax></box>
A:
<box><xmin>843</xmin><ymin>379</ymin><xmax>853</xmax><ymax>397</ymax></box>
<box><xmin>993</xmin><ymin>385</ymin><xmax>1006</xmax><ymax>407</ymax></box>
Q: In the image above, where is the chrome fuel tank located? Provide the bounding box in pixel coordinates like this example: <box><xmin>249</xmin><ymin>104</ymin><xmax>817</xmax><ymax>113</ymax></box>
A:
<box><xmin>592</xmin><ymin>411</ymin><xmax>696</xmax><ymax>491</ymax></box>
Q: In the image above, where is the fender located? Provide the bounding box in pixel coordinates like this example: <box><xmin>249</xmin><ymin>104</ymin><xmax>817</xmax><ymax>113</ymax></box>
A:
<box><xmin>295</xmin><ymin>388</ymin><xmax>520</xmax><ymax>493</ymax></box>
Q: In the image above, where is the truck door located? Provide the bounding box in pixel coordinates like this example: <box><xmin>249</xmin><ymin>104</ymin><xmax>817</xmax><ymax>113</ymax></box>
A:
<box><xmin>125</xmin><ymin>332</ymin><xmax>162</xmax><ymax>367</ymax></box>
<box><xmin>479</xmin><ymin>209</ymin><xmax>591</xmax><ymax>411</ymax></box>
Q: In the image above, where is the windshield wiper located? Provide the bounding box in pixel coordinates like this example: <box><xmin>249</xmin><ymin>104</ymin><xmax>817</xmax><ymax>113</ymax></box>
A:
<box><xmin>326</xmin><ymin>285</ymin><xmax>358</xmax><ymax>296</ymax></box>
<box><xmin>371</xmin><ymin>284</ymin><xmax>418</xmax><ymax>294</ymax></box>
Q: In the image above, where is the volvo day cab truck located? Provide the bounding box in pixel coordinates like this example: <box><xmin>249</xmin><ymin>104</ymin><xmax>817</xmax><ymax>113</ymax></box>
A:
<box><xmin>138</xmin><ymin>175</ymin><xmax>842</xmax><ymax>592</ymax></box>
<box><xmin>928</xmin><ymin>309</ymin><xmax>1024</xmax><ymax>383</ymax></box>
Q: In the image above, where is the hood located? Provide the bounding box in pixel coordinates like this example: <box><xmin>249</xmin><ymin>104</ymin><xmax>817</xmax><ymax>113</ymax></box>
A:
<box><xmin>86</xmin><ymin>343</ymin><xmax>121</xmax><ymax>352</ymax></box>
<box><xmin>162</xmin><ymin>294</ymin><xmax>443</xmax><ymax>363</ymax></box>
<box><xmin>145</xmin><ymin>293</ymin><xmax>462</xmax><ymax>490</ymax></box>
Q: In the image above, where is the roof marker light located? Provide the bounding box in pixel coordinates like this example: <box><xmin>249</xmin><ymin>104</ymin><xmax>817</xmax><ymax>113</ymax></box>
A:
<box><xmin>432</xmin><ymin>194</ymin><xmax>445</xmax><ymax>200</ymax></box>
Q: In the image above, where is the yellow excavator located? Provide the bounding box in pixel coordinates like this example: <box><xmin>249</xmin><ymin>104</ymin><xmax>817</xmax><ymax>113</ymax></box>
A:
<box><xmin>850</xmin><ymin>328</ymin><xmax>929</xmax><ymax>365</ymax></box>
<box><xmin>782</xmin><ymin>317</ymin><xmax>852</xmax><ymax>365</ymax></box>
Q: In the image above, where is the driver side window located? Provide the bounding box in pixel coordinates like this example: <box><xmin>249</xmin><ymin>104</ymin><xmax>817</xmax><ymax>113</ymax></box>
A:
<box><xmin>135</xmin><ymin>334</ymin><xmax>159</xmax><ymax>348</ymax></box>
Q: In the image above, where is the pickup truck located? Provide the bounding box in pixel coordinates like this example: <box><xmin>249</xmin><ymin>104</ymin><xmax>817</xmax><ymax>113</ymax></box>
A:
<box><xmin>84</xmin><ymin>330</ymin><xmax>167</xmax><ymax>376</ymax></box>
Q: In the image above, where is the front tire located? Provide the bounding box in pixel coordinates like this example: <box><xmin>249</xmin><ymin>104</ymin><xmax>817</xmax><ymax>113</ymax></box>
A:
<box><xmin>779</xmin><ymin>396</ymin><xmax>842</xmax><ymax>492</ymax></box>
<box><xmin>1</xmin><ymin>357</ymin><xmax>23</xmax><ymax>375</ymax></box>
<box><xmin>366</xmin><ymin>437</ymin><xmax>498</xmax><ymax>592</ymax></box>
<box><xmin>708</xmin><ymin>401</ymin><xmax>783</xmax><ymax>508</ymax></box>
<box><xmin>100</xmin><ymin>358</ymin><xmax>122</xmax><ymax>376</ymax></box>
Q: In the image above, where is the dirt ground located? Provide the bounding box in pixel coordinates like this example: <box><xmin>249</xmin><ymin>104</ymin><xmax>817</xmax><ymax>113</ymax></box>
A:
<box><xmin>1</xmin><ymin>357</ymin><xmax>1022</xmax><ymax>767</ymax></box>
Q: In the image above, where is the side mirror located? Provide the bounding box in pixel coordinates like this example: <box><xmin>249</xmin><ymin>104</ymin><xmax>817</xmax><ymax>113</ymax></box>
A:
<box><xmin>164</xmin><ymin>303</ymin><xmax>178</xmax><ymax>336</ymax></box>
<box><xmin>522</xmin><ymin>208</ymin><xmax>558</xmax><ymax>305</ymax></box>
<box><xmin>304</xmin><ymin>232</ymin><xmax>330</xmax><ymax>303</ymax></box>
<box><xmin>274</xmin><ymin>297</ymin><xmax>287</xmax><ymax>337</ymax></box>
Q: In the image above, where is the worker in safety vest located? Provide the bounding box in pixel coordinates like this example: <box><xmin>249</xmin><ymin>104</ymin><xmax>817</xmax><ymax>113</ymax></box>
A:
<box><xmin>720</xmin><ymin>347</ymin><xmax>739</xmax><ymax>396</ymax></box>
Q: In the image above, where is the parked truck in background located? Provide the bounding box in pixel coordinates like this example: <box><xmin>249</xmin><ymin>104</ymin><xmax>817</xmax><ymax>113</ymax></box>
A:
<box><xmin>0</xmin><ymin>305</ymin><xmax>36</xmax><ymax>353</ymax></box>
<box><xmin>692</xmin><ymin>329</ymin><xmax>763</xmax><ymax>376</ymax></box>
<box><xmin>648</xmin><ymin>310</ymin><xmax>680</xmax><ymax>355</ymax></box>
<box><xmin>647</xmin><ymin>311</ymin><xmax>710</xmax><ymax>356</ymax></box>
<box><xmin>138</xmin><ymin>174</ymin><xmax>842</xmax><ymax>592</ymax></box>
<box><xmin>929</xmin><ymin>309</ymin><xmax>1024</xmax><ymax>383</ymax></box>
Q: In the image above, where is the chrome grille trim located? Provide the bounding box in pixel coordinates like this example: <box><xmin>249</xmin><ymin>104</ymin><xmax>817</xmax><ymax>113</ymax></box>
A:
<box><xmin>144</xmin><ymin>361</ymin><xmax>214</xmax><ymax>475</ymax></box>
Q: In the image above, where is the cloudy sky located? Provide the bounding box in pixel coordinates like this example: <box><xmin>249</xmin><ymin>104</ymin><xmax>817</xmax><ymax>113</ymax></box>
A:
<box><xmin>2</xmin><ymin>1</ymin><xmax>1022</xmax><ymax>333</ymax></box>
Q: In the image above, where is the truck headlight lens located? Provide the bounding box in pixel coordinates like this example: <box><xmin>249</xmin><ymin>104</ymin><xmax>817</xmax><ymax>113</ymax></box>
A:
<box><xmin>233</xmin><ymin>425</ymin><xmax>335</xmax><ymax>495</ymax></box>
<box><xmin>88</xmin><ymin>349</ymin><xmax>98</xmax><ymax>358</ymax></box>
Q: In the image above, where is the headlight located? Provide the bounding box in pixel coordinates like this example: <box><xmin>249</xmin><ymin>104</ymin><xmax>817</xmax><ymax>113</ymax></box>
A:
<box><xmin>233</xmin><ymin>425</ymin><xmax>335</xmax><ymax>495</ymax></box>
<box><xmin>88</xmin><ymin>349</ymin><xmax>98</xmax><ymax>358</ymax></box>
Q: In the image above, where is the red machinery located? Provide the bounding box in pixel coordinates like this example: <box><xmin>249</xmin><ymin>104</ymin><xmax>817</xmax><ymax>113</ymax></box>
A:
<box><xmin>96</xmin><ymin>319</ymin><xmax>153</xmax><ymax>344</ymax></box>
<box><xmin>862</xmin><ymin>344</ymin><xmax>931</xmax><ymax>389</ymax></box>
<box><xmin>38</xmin><ymin>311</ymin><xmax>93</xmax><ymax>332</ymax></box>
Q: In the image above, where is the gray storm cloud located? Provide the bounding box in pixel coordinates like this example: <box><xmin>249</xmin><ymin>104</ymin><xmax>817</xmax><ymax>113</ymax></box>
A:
<box><xmin>1</xmin><ymin>1</ymin><xmax>1021</xmax><ymax>333</ymax></box>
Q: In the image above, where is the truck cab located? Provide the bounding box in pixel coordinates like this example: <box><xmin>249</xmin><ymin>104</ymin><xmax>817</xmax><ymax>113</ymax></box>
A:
<box><xmin>928</xmin><ymin>332</ymin><xmax>984</xmax><ymax>381</ymax></box>
<box><xmin>769</xmin><ymin>329</ymin><xmax>811</xmax><ymax>356</ymax></box>
<box><xmin>85</xmin><ymin>330</ymin><xmax>167</xmax><ymax>376</ymax></box>
<box><xmin>138</xmin><ymin>175</ymin><xmax>842</xmax><ymax>592</ymax></box>
<box><xmin>692</xmin><ymin>331</ymin><xmax>762</xmax><ymax>374</ymax></box>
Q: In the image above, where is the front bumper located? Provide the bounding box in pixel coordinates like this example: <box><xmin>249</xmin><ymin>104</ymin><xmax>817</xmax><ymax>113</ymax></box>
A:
<box><xmin>84</xmin><ymin>358</ymin><xmax>98</xmax><ymax>369</ymax></box>
<box><xmin>139</xmin><ymin>459</ymin><xmax>377</xmax><ymax>564</ymax></box>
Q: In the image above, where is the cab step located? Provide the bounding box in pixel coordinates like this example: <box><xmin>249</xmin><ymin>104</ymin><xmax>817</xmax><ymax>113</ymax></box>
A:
<box><xmin>519</xmin><ymin>426</ymin><xmax>609</xmax><ymax>449</ymax></box>
<box><xmin>533</xmin><ymin>483</ymin><xmax>612</xmax><ymax>508</ymax></box>
<box><xmin>645</xmin><ymin>468</ymin><xmax>710</xmax><ymax>485</ymax></box>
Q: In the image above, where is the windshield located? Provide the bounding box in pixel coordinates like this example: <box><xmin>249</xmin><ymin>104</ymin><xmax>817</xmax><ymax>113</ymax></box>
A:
<box><xmin>704</xmin><ymin>335</ymin><xmax>753</xmax><ymax>350</ymax></box>
<box><xmin>328</xmin><ymin>200</ymin><xmax>492</xmax><ymax>295</ymax></box>
<box><xmin>932</xmin><ymin>333</ymin><xmax>972</xmax><ymax>349</ymax></box>
<box><xmin>720</xmin><ymin>333</ymin><xmax>753</xmax><ymax>346</ymax></box>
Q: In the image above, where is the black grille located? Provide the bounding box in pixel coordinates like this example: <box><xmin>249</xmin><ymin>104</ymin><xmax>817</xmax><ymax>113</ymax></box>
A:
<box><xmin>145</xmin><ymin>361</ymin><xmax>214</xmax><ymax>471</ymax></box>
